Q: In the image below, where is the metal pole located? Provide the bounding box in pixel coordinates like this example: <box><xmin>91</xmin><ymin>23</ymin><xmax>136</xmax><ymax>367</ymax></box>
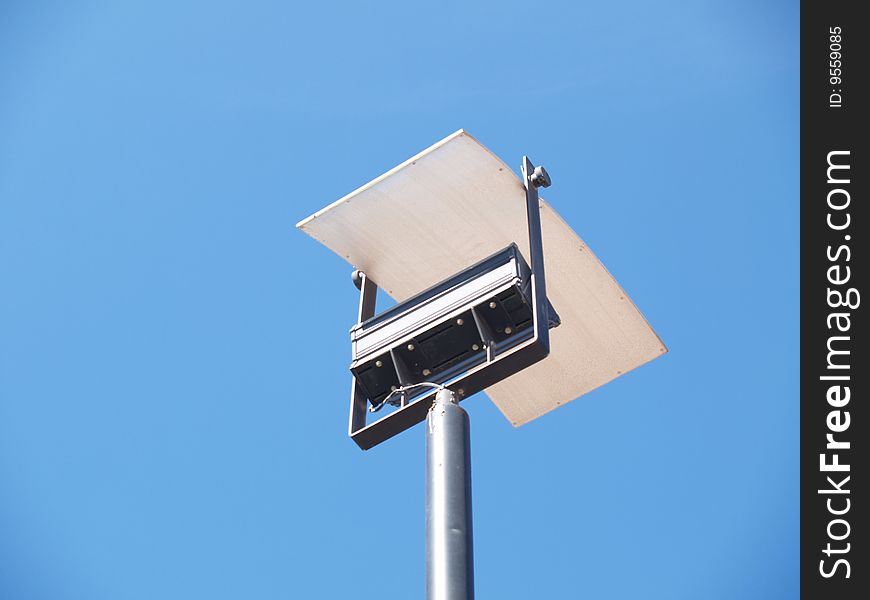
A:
<box><xmin>426</xmin><ymin>388</ymin><xmax>474</xmax><ymax>600</ymax></box>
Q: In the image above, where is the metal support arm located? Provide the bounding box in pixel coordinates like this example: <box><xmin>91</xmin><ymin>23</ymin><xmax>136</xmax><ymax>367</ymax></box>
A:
<box><xmin>521</xmin><ymin>157</ymin><xmax>552</xmax><ymax>354</ymax></box>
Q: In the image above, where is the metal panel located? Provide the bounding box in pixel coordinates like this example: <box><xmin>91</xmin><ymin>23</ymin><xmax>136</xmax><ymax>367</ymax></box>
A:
<box><xmin>298</xmin><ymin>130</ymin><xmax>667</xmax><ymax>427</ymax></box>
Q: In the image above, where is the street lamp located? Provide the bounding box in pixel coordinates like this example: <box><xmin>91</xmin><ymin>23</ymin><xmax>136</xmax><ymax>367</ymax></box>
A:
<box><xmin>297</xmin><ymin>130</ymin><xmax>666</xmax><ymax>600</ymax></box>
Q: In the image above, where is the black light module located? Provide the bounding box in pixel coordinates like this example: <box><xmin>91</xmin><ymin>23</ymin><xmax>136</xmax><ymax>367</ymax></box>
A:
<box><xmin>350</xmin><ymin>244</ymin><xmax>560</xmax><ymax>411</ymax></box>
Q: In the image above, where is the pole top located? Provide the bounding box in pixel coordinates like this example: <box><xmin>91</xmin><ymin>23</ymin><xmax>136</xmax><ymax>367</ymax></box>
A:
<box><xmin>434</xmin><ymin>388</ymin><xmax>457</xmax><ymax>406</ymax></box>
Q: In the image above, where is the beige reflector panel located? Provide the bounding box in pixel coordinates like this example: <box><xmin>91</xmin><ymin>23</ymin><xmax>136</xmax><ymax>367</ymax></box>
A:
<box><xmin>297</xmin><ymin>130</ymin><xmax>666</xmax><ymax>426</ymax></box>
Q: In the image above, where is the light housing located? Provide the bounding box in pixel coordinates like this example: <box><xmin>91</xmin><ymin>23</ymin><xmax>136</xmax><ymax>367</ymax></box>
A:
<box><xmin>350</xmin><ymin>244</ymin><xmax>560</xmax><ymax>412</ymax></box>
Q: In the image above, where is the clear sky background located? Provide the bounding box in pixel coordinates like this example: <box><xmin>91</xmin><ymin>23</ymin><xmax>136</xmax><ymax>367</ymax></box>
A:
<box><xmin>1</xmin><ymin>1</ymin><xmax>798</xmax><ymax>598</ymax></box>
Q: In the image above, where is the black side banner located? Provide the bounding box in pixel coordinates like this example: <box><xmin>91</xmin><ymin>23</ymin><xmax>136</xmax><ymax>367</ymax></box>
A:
<box><xmin>802</xmin><ymin>4</ymin><xmax>868</xmax><ymax>598</ymax></box>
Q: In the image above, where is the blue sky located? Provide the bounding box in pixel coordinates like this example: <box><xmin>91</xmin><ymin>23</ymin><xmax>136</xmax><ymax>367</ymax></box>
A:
<box><xmin>1</xmin><ymin>1</ymin><xmax>798</xmax><ymax>598</ymax></box>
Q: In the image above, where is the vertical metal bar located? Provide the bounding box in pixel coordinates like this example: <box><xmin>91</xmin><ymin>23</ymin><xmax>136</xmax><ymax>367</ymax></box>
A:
<box><xmin>470</xmin><ymin>306</ymin><xmax>495</xmax><ymax>362</ymax></box>
<box><xmin>426</xmin><ymin>388</ymin><xmax>474</xmax><ymax>600</ymax></box>
<box><xmin>349</xmin><ymin>271</ymin><xmax>378</xmax><ymax>438</ymax></box>
<box><xmin>356</xmin><ymin>271</ymin><xmax>377</xmax><ymax>323</ymax></box>
<box><xmin>521</xmin><ymin>156</ymin><xmax>551</xmax><ymax>352</ymax></box>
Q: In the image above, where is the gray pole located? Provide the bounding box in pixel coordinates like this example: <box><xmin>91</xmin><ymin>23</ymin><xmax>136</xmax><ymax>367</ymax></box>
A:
<box><xmin>426</xmin><ymin>388</ymin><xmax>474</xmax><ymax>600</ymax></box>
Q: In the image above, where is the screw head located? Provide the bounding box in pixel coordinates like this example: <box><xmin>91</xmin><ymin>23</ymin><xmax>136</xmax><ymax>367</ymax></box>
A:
<box><xmin>504</xmin><ymin>326</ymin><xmax>513</xmax><ymax>334</ymax></box>
<box><xmin>472</xmin><ymin>343</ymin><xmax>480</xmax><ymax>351</ymax></box>
<box><xmin>456</xmin><ymin>318</ymin><xmax>464</xmax><ymax>325</ymax></box>
<box><xmin>407</xmin><ymin>343</ymin><xmax>415</xmax><ymax>351</ymax></box>
<box><xmin>422</xmin><ymin>369</ymin><xmax>431</xmax><ymax>376</ymax></box>
<box><xmin>489</xmin><ymin>301</ymin><xmax>497</xmax><ymax>309</ymax></box>
<box><xmin>375</xmin><ymin>360</ymin><xmax>383</xmax><ymax>367</ymax></box>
